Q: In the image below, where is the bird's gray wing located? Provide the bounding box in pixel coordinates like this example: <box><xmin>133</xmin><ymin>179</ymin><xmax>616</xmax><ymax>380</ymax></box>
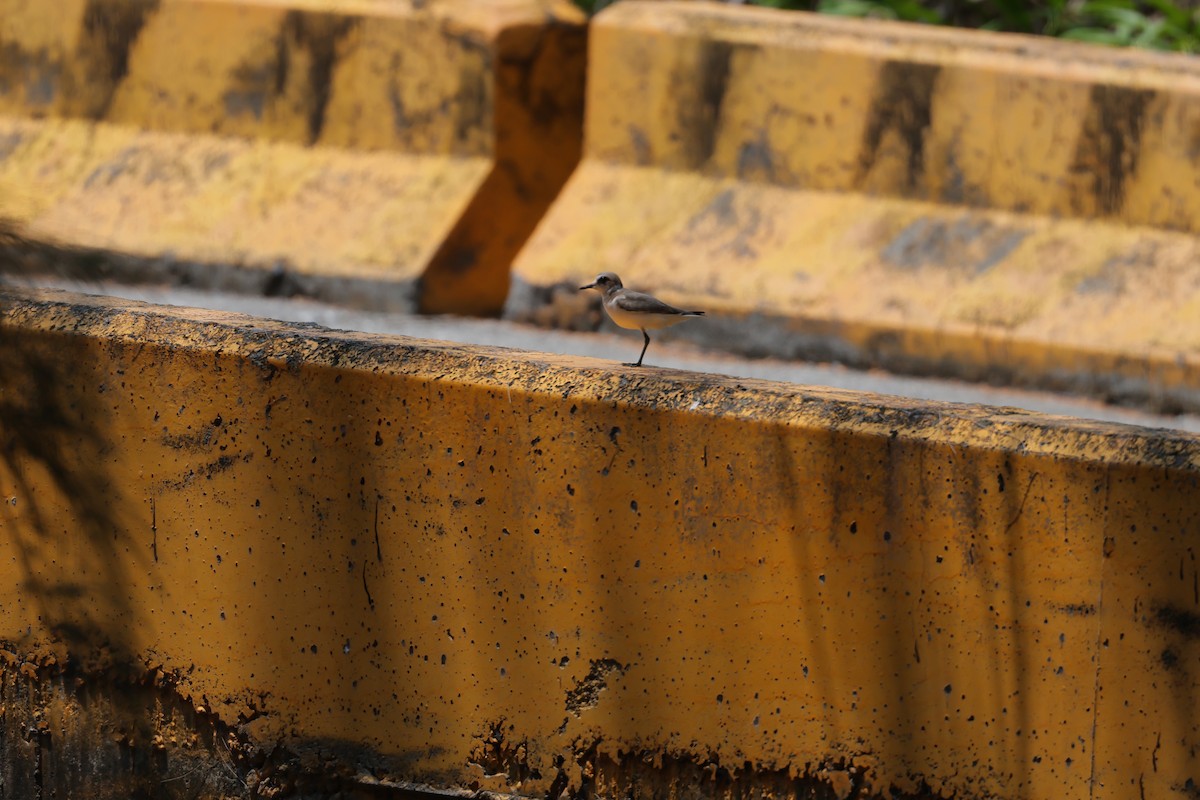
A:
<box><xmin>612</xmin><ymin>290</ymin><xmax>687</xmax><ymax>315</ymax></box>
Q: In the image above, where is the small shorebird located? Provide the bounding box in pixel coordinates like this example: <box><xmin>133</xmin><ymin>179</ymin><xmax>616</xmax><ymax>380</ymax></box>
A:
<box><xmin>579</xmin><ymin>272</ymin><xmax>706</xmax><ymax>367</ymax></box>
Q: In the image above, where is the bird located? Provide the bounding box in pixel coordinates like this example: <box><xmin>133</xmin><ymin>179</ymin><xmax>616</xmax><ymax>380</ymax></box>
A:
<box><xmin>579</xmin><ymin>272</ymin><xmax>705</xmax><ymax>367</ymax></box>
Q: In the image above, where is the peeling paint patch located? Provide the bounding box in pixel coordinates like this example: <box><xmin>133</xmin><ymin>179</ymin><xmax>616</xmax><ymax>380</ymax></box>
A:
<box><xmin>469</xmin><ymin>719</ymin><xmax>542</xmax><ymax>785</ymax></box>
<box><xmin>565</xmin><ymin>658</ymin><xmax>626</xmax><ymax>716</ymax></box>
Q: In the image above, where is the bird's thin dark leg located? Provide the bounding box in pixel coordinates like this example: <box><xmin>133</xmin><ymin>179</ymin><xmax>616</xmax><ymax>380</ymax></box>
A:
<box><xmin>634</xmin><ymin>330</ymin><xmax>650</xmax><ymax>367</ymax></box>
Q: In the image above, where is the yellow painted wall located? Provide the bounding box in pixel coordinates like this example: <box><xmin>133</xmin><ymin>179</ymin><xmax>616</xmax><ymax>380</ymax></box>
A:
<box><xmin>0</xmin><ymin>0</ymin><xmax>585</xmax><ymax>314</ymax></box>
<box><xmin>511</xmin><ymin>1</ymin><xmax>1200</xmax><ymax>411</ymax></box>
<box><xmin>2</xmin><ymin>287</ymin><xmax>1198</xmax><ymax>798</ymax></box>
<box><xmin>583</xmin><ymin>1</ymin><xmax>1200</xmax><ymax>230</ymax></box>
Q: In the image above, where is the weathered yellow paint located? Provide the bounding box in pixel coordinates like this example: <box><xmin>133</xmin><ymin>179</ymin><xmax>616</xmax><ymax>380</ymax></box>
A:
<box><xmin>1092</xmin><ymin>466</ymin><xmax>1200</xmax><ymax>800</ymax></box>
<box><xmin>2</xmin><ymin>287</ymin><xmax>1198</xmax><ymax>798</ymax></box>
<box><xmin>582</xmin><ymin>1</ymin><xmax>1200</xmax><ymax>229</ymax></box>
<box><xmin>0</xmin><ymin>116</ymin><xmax>488</xmax><ymax>280</ymax></box>
<box><xmin>0</xmin><ymin>0</ymin><xmax>586</xmax><ymax>313</ymax></box>
<box><xmin>510</xmin><ymin>1</ymin><xmax>1200</xmax><ymax>411</ymax></box>
<box><xmin>516</xmin><ymin>164</ymin><xmax>1200</xmax><ymax>409</ymax></box>
<box><xmin>419</xmin><ymin>17</ymin><xmax>588</xmax><ymax>315</ymax></box>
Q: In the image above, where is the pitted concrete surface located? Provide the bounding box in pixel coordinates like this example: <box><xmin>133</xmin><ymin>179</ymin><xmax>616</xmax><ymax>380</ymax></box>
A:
<box><xmin>3</xmin><ymin>284</ymin><xmax>1199</xmax><ymax>799</ymax></box>
<box><xmin>12</xmin><ymin>274</ymin><xmax>1200</xmax><ymax>434</ymax></box>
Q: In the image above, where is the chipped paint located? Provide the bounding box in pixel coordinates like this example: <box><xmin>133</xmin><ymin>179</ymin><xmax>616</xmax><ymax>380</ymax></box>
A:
<box><xmin>2</xmin><ymin>287</ymin><xmax>1199</xmax><ymax>798</ymax></box>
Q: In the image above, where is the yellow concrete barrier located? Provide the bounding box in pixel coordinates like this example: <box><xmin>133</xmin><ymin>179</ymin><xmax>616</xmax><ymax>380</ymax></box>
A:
<box><xmin>2</xmin><ymin>286</ymin><xmax>1199</xmax><ymax>798</ymax></box>
<box><xmin>509</xmin><ymin>1</ymin><xmax>1200</xmax><ymax>412</ymax></box>
<box><xmin>0</xmin><ymin>0</ymin><xmax>585</xmax><ymax>315</ymax></box>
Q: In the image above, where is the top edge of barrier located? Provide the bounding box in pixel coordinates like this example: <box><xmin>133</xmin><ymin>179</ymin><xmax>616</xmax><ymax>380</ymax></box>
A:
<box><xmin>133</xmin><ymin>0</ymin><xmax>584</xmax><ymax>23</ymax></box>
<box><xmin>3</xmin><ymin>287</ymin><xmax>1199</xmax><ymax>470</ymax></box>
<box><xmin>598</xmin><ymin>0</ymin><xmax>1200</xmax><ymax>86</ymax></box>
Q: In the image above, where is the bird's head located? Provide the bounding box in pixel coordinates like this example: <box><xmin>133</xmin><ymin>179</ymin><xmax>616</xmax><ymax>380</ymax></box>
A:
<box><xmin>579</xmin><ymin>272</ymin><xmax>623</xmax><ymax>294</ymax></box>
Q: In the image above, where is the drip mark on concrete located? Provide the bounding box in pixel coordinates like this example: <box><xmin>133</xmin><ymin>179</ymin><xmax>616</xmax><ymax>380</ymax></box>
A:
<box><xmin>1068</xmin><ymin>85</ymin><xmax>1154</xmax><ymax>216</ymax></box>
<box><xmin>857</xmin><ymin>60</ymin><xmax>940</xmax><ymax>194</ymax></box>
<box><xmin>362</xmin><ymin>562</ymin><xmax>375</xmax><ymax>611</ymax></box>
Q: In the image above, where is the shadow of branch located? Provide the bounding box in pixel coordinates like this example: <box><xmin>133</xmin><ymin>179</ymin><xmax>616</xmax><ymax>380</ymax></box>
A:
<box><xmin>0</xmin><ymin>240</ymin><xmax>140</xmax><ymax>660</ymax></box>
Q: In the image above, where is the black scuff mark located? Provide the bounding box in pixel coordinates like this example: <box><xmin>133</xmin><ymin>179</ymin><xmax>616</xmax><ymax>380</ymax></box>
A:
<box><xmin>1154</xmin><ymin>604</ymin><xmax>1200</xmax><ymax>639</ymax></box>
<box><xmin>1173</xmin><ymin>777</ymin><xmax>1200</xmax><ymax>799</ymax></box>
<box><xmin>223</xmin><ymin>11</ymin><xmax>355</xmax><ymax>142</ymax></box>
<box><xmin>284</xmin><ymin>10</ymin><xmax>356</xmax><ymax>142</ymax></box>
<box><xmin>857</xmin><ymin>60</ymin><xmax>940</xmax><ymax>194</ymax></box>
<box><xmin>76</xmin><ymin>0</ymin><xmax>157</xmax><ymax>119</ymax></box>
<box><xmin>681</xmin><ymin>188</ymin><xmax>765</xmax><ymax>260</ymax></box>
<box><xmin>160</xmin><ymin>420</ymin><xmax>227</xmax><ymax>452</ymax></box>
<box><xmin>737</xmin><ymin>134</ymin><xmax>775</xmax><ymax>183</ymax></box>
<box><xmin>1068</xmin><ymin>84</ymin><xmax>1154</xmax><ymax>216</ymax></box>
<box><xmin>628</xmin><ymin>124</ymin><xmax>652</xmax><ymax>165</ymax></box>
<box><xmin>453</xmin><ymin>60</ymin><xmax>490</xmax><ymax>153</ymax></box>
<box><xmin>1053</xmin><ymin>602</ymin><xmax>1097</xmax><ymax>616</ymax></box>
<box><xmin>678</xmin><ymin>40</ymin><xmax>740</xmax><ymax>170</ymax></box>
<box><xmin>160</xmin><ymin>452</ymin><xmax>253</xmax><ymax>491</ymax></box>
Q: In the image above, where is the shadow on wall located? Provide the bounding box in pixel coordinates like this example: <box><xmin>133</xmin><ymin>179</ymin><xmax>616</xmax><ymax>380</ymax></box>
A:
<box><xmin>0</xmin><ymin>264</ymin><xmax>143</xmax><ymax>660</ymax></box>
<box><xmin>0</xmin><ymin>309</ymin><xmax>141</xmax><ymax>666</ymax></box>
<box><xmin>0</xmin><ymin>245</ymin><xmax>240</xmax><ymax>800</ymax></box>
<box><xmin>0</xmin><ymin>217</ymin><xmax>212</xmax><ymax>670</ymax></box>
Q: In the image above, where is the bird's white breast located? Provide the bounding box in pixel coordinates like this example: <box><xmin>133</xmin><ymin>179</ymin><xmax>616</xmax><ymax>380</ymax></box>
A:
<box><xmin>604</xmin><ymin>299</ymin><xmax>691</xmax><ymax>331</ymax></box>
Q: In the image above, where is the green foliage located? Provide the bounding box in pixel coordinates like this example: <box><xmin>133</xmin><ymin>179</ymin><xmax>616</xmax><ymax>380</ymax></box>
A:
<box><xmin>574</xmin><ymin>0</ymin><xmax>618</xmax><ymax>14</ymax></box>
<box><xmin>792</xmin><ymin>0</ymin><xmax>1200</xmax><ymax>51</ymax></box>
<box><xmin>577</xmin><ymin>0</ymin><xmax>1200</xmax><ymax>52</ymax></box>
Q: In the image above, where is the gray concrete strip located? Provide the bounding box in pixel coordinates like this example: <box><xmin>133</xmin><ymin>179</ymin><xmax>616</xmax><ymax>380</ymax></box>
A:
<box><xmin>12</xmin><ymin>274</ymin><xmax>1200</xmax><ymax>434</ymax></box>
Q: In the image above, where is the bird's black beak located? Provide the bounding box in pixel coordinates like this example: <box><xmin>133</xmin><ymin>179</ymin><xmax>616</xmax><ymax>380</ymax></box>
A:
<box><xmin>579</xmin><ymin>282</ymin><xmax>595</xmax><ymax>291</ymax></box>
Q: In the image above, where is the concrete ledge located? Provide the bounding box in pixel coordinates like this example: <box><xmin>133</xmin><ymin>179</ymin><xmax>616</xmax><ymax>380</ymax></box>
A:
<box><xmin>508</xmin><ymin>1</ymin><xmax>1200</xmax><ymax>412</ymax></box>
<box><xmin>2</xmin><ymin>287</ymin><xmax>1199</xmax><ymax>798</ymax></box>
<box><xmin>0</xmin><ymin>0</ymin><xmax>586</xmax><ymax>315</ymax></box>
